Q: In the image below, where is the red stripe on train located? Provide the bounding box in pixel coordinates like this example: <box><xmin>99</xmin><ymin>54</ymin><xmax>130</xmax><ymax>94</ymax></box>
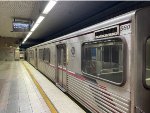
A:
<box><xmin>47</xmin><ymin>63</ymin><xmax>122</xmax><ymax>112</ymax></box>
<box><xmin>47</xmin><ymin>63</ymin><xmax>107</xmax><ymax>91</ymax></box>
<box><xmin>67</xmin><ymin>71</ymin><xmax>86</xmax><ymax>81</ymax></box>
<box><xmin>98</xmin><ymin>85</ymin><xmax>107</xmax><ymax>90</ymax></box>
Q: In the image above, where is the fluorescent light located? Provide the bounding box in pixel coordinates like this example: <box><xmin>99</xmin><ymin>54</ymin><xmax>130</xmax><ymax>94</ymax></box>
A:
<box><xmin>27</xmin><ymin>32</ymin><xmax>32</xmax><ymax>38</ymax></box>
<box><xmin>31</xmin><ymin>24</ymin><xmax>39</xmax><ymax>32</ymax></box>
<box><xmin>43</xmin><ymin>0</ymin><xmax>57</xmax><ymax>14</ymax></box>
<box><xmin>22</xmin><ymin>32</ymin><xmax>32</xmax><ymax>44</ymax></box>
<box><xmin>31</xmin><ymin>16</ymin><xmax>45</xmax><ymax>32</ymax></box>
<box><xmin>35</xmin><ymin>16</ymin><xmax>45</xmax><ymax>24</ymax></box>
<box><xmin>22</xmin><ymin>15</ymin><xmax>44</xmax><ymax>44</ymax></box>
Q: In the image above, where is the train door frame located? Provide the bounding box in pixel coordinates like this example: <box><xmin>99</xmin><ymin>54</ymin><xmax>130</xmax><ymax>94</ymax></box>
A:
<box><xmin>56</xmin><ymin>43</ymin><xmax>67</xmax><ymax>92</ymax></box>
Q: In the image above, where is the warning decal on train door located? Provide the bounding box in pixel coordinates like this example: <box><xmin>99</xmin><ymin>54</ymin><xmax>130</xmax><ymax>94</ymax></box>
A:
<box><xmin>120</xmin><ymin>23</ymin><xmax>131</xmax><ymax>35</ymax></box>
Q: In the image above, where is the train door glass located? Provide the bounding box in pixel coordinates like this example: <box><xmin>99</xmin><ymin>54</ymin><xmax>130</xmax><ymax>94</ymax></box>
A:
<box><xmin>29</xmin><ymin>50</ymin><xmax>34</xmax><ymax>62</ymax></box>
<box><xmin>35</xmin><ymin>48</ymin><xmax>38</xmax><ymax>68</ymax></box>
<box><xmin>146</xmin><ymin>38</ymin><xmax>150</xmax><ymax>86</ymax></box>
<box><xmin>56</xmin><ymin>44</ymin><xmax>67</xmax><ymax>90</ymax></box>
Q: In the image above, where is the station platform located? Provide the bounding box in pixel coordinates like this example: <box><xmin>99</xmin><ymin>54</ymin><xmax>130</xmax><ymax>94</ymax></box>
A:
<box><xmin>0</xmin><ymin>61</ymin><xmax>86</xmax><ymax>113</ymax></box>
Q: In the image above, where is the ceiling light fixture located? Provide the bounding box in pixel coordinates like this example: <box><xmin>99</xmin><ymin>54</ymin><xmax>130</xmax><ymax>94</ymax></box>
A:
<box><xmin>22</xmin><ymin>32</ymin><xmax>32</xmax><ymax>44</ymax></box>
<box><xmin>42</xmin><ymin>0</ymin><xmax>57</xmax><ymax>14</ymax></box>
<box><xmin>26</xmin><ymin>32</ymin><xmax>32</xmax><ymax>38</ymax></box>
<box><xmin>35</xmin><ymin>16</ymin><xmax>45</xmax><ymax>24</ymax></box>
<box><xmin>30</xmin><ymin>16</ymin><xmax>45</xmax><ymax>32</ymax></box>
<box><xmin>31</xmin><ymin>24</ymin><xmax>39</xmax><ymax>32</ymax></box>
<box><xmin>22</xmin><ymin>16</ymin><xmax>45</xmax><ymax>44</ymax></box>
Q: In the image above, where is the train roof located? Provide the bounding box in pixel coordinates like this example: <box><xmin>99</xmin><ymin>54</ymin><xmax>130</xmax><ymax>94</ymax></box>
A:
<box><xmin>28</xmin><ymin>10</ymin><xmax>136</xmax><ymax>49</ymax></box>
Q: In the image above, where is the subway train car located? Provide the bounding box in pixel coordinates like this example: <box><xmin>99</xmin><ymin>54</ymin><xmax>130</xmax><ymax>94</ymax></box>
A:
<box><xmin>26</xmin><ymin>7</ymin><xmax>150</xmax><ymax>113</ymax></box>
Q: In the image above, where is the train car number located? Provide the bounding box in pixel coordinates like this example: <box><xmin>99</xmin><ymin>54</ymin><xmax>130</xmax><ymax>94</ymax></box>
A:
<box><xmin>120</xmin><ymin>23</ymin><xmax>131</xmax><ymax>35</ymax></box>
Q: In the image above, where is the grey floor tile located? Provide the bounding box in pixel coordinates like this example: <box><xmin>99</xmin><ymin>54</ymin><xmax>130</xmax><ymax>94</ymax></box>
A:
<box><xmin>8</xmin><ymin>99</ymin><xmax>18</xmax><ymax>105</ymax></box>
<box><xmin>18</xmin><ymin>88</ymin><xmax>27</xmax><ymax>93</ymax></box>
<box><xmin>19</xmin><ymin>96</ymin><xmax>29</xmax><ymax>101</ymax></box>
<box><xmin>0</xmin><ymin>62</ymin><xmax>51</xmax><ymax>113</ymax></box>
<box><xmin>8</xmin><ymin>93</ymin><xmax>19</xmax><ymax>103</ymax></box>
<box><xmin>19</xmin><ymin>99</ymin><xmax>30</xmax><ymax>107</ymax></box>
<box><xmin>18</xmin><ymin>92</ymin><xmax>28</xmax><ymax>98</ymax></box>
<box><xmin>0</xmin><ymin>109</ymin><xmax>6</xmax><ymax>113</ymax></box>
<box><xmin>20</xmin><ymin>105</ymin><xmax>32</xmax><ymax>112</ymax></box>
<box><xmin>19</xmin><ymin>108</ymin><xmax>33</xmax><ymax>113</ymax></box>
<box><xmin>8</xmin><ymin>94</ymin><xmax>19</xmax><ymax>102</ymax></box>
<box><xmin>9</xmin><ymin>89</ymin><xmax>19</xmax><ymax>95</ymax></box>
<box><xmin>9</xmin><ymin>93</ymin><xmax>19</xmax><ymax>98</ymax></box>
<box><xmin>6</xmin><ymin>103</ymin><xmax>19</xmax><ymax>113</ymax></box>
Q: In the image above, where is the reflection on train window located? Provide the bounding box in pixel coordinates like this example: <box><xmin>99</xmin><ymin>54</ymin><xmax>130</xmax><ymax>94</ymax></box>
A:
<box><xmin>43</xmin><ymin>48</ymin><xmax>50</xmax><ymax>63</ymax></box>
<box><xmin>39</xmin><ymin>49</ymin><xmax>44</xmax><ymax>60</ymax></box>
<box><xmin>146</xmin><ymin>38</ymin><xmax>150</xmax><ymax>86</ymax></box>
<box><xmin>82</xmin><ymin>38</ymin><xmax>123</xmax><ymax>84</ymax></box>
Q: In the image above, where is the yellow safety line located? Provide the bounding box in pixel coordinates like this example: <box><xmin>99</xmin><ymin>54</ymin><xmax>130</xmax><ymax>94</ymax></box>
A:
<box><xmin>22</xmin><ymin>62</ymin><xmax>58</xmax><ymax>113</ymax></box>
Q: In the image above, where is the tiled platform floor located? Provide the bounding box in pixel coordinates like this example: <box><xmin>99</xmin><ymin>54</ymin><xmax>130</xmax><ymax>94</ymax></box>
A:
<box><xmin>0</xmin><ymin>61</ymin><xmax>85</xmax><ymax>113</ymax></box>
<box><xmin>0</xmin><ymin>61</ymin><xmax>51</xmax><ymax>113</ymax></box>
<box><xmin>23</xmin><ymin>61</ymin><xmax>85</xmax><ymax>113</ymax></box>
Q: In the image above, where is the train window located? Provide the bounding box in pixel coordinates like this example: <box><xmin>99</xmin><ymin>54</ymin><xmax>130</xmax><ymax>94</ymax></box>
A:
<box><xmin>39</xmin><ymin>49</ymin><xmax>44</xmax><ymax>60</ymax></box>
<box><xmin>43</xmin><ymin>48</ymin><xmax>50</xmax><ymax>63</ymax></box>
<box><xmin>29</xmin><ymin>50</ymin><xmax>34</xmax><ymax>59</ymax></box>
<box><xmin>82</xmin><ymin>38</ymin><xmax>124</xmax><ymax>84</ymax></box>
<box><xmin>145</xmin><ymin>38</ymin><xmax>150</xmax><ymax>86</ymax></box>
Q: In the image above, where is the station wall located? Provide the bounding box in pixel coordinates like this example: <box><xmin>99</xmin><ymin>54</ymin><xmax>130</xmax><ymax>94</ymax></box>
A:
<box><xmin>0</xmin><ymin>37</ymin><xmax>20</xmax><ymax>61</ymax></box>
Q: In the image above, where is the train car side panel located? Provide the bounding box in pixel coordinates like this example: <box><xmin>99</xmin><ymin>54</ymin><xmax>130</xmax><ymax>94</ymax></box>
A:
<box><xmin>66</xmin><ymin>24</ymin><xmax>131</xmax><ymax>113</ymax></box>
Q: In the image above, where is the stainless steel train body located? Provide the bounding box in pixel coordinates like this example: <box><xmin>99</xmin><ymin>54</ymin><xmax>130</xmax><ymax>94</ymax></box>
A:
<box><xmin>26</xmin><ymin>7</ymin><xmax>150</xmax><ymax>113</ymax></box>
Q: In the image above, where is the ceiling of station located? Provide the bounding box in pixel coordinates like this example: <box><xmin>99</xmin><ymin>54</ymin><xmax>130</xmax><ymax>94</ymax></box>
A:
<box><xmin>0</xmin><ymin>1</ymin><xmax>150</xmax><ymax>48</ymax></box>
<box><xmin>22</xmin><ymin>1</ymin><xmax>150</xmax><ymax>48</ymax></box>
<box><xmin>0</xmin><ymin>1</ymin><xmax>47</xmax><ymax>39</ymax></box>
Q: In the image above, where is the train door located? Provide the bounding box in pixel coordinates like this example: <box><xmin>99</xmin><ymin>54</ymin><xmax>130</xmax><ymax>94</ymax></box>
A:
<box><xmin>134</xmin><ymin>37</ymin><xmax>150</xmax><ymax>113</ymax></box>
<box><xmin>133</xmin><ymin>8</ymin><xmax>150</xmax><ymax>113</ymax></box>
<box><xmin>35</xmin><ymin>48</ymin><xmax>38</xmax><ymax>68</ymax></box>
<box><xmin>56</xmin><ymin>44</ymin><xmax>67</xmax><ymax>91</ymax></box>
